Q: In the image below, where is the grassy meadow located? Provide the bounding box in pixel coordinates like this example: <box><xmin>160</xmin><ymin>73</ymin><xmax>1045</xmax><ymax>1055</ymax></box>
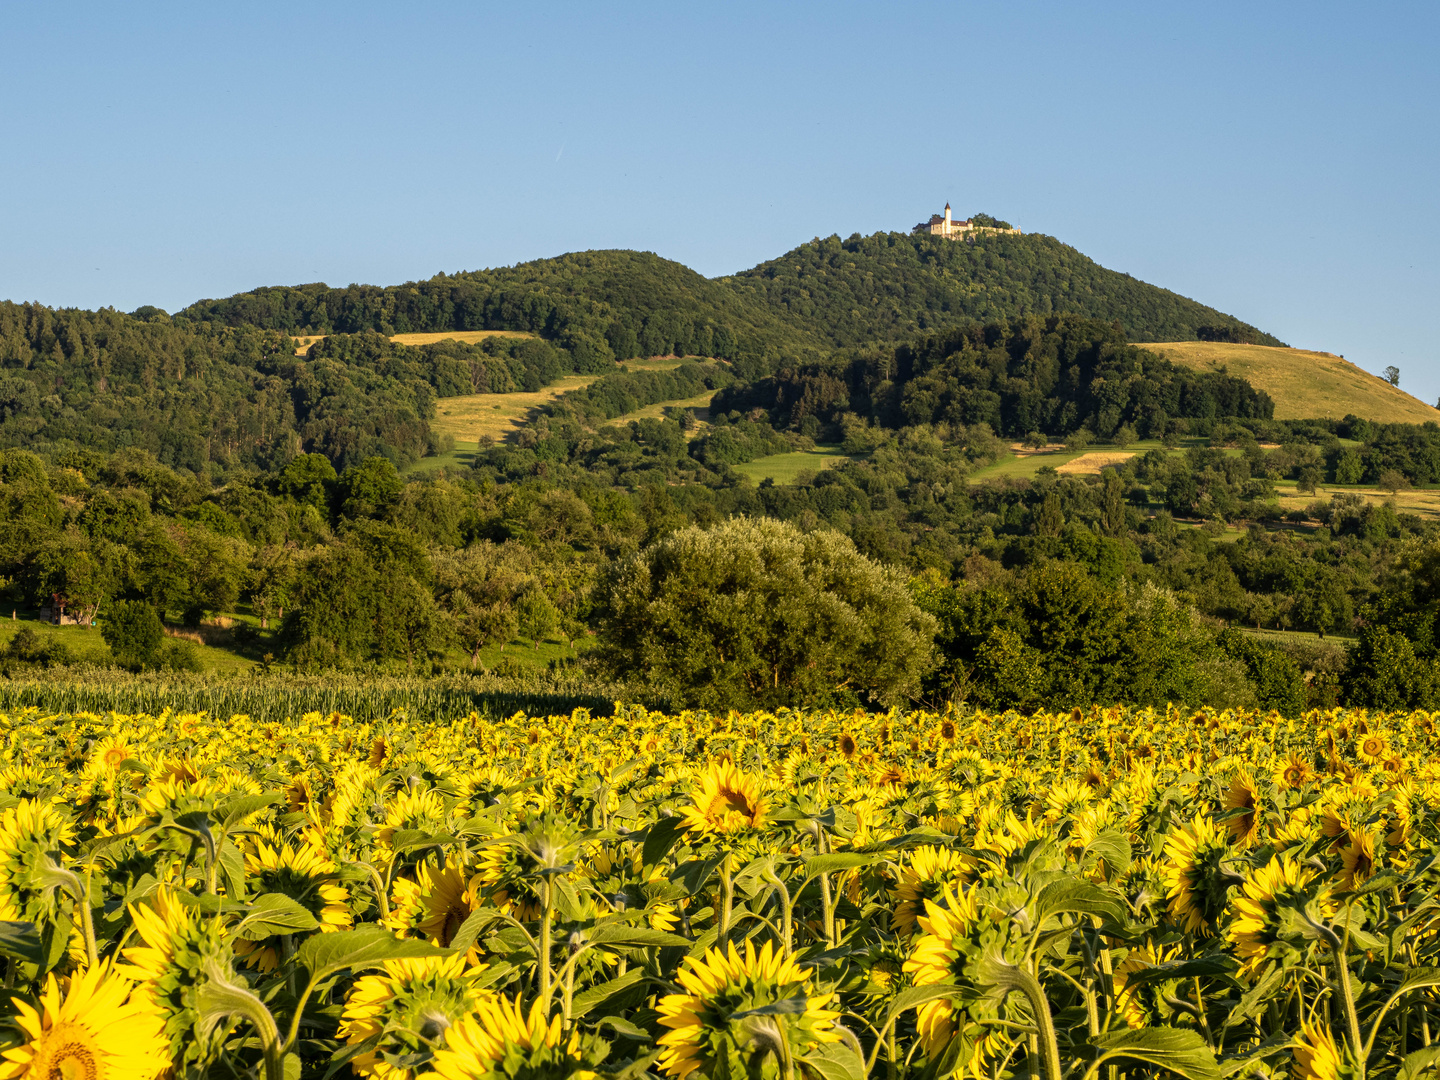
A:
<box><xmin>731</xmin><ymin>445</ymin><xmax>859</xmax><ymax>484</ymax></box>
<box><xmin>1141</xmin><ymin>340</ymin><xmax>1440</xmax><ymax>424</ymax></box>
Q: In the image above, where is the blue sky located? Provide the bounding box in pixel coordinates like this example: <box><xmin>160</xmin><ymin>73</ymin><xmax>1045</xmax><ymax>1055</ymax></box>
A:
<box><xmin>3</xmin><ymin>1</ymin><xmax>1437</xmax><ymax>407</ymax></box>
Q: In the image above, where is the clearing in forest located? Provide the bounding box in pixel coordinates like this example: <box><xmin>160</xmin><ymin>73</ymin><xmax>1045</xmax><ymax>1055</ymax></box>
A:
<box><xmin>432</xmin><ymin>374</ymin><xmax>601</xmax><ymax>443</ymax></box>
<box><xmin>1055</xmin><ymin>452</ymin><xmax>1136</xmax><ymax>475</ymax></box>
<box><xmin>1141</xmin><ymin>341</ymin><xmax>1440</xmax><ymax>425</ymax></box>
<box><xmin>292</xmin><ymin>329</ymin><xmax>534</xmax><ymax>355</ymax></box>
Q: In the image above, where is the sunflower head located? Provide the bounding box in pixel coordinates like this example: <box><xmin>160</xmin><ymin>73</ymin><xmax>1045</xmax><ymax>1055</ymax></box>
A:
<box><xmin>0</xmin><ymin>963</ymin><xmax>169</xmax><ymax>1080</ymax></box>
<box><xmin>118</xmin><ymin>888</ymin><xmax>238</xmax><ymax>1071</ymax></box>
<box><xmin>1226</xmin><ymin>855</ymin><xmax>1334</xmax><ymax>977</ymax></box>
<box><xmin>1291</xmin><ymin>1019</ymin><xmax>1358</xmax><ymax>1080</ymax></box>
<box><xmin>338</xmin><ymin>954</ymin><xmax>495</xmax><ymax>1079</ymax></box>
<box><xmin>891</xmin><ymin>846</ymin><xmax>975</xmax><ymax>935</ymax></box>
<box><xmin>234</xmin><ymin>838</ymin><xmax>352</xmax><ymax>970</ymax></box>
<box><xmin>1357</xmin><ymin>732</ymin><xmax>1389</xmax><ymax>766</ymax></box>
<box><xmin>0</xmin><ymin>798</ymin><xmax>78</xmax><ymax>926</ymax></box>
<box><xmin>1223</xmin><ymin>770</ymin><xmax>1263</xmax><ymax>847</ymax></box>
<box><xmin>679</xmin><ymin>763</ymin><xmax>767</xmax><ymax>836</ymax></box>
<box><xmin>1162</xmin><ymin>816</ymin><xmax>1234</xmax><ymax>936</ymax></box>
<box><xmin>657</xmin><ymin>940</ymin><xmax>841</xmax><ymax>1080</ymax></box>
<box><xmin>432</xmin><ymin>995</ymin><xmax>603</xmax><ymax>1080</ymax></box>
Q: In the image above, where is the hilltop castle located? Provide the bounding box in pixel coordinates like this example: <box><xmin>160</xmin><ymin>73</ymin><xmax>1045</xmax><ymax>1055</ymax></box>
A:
<box><xmin>913</xmin><ymin>203</ymin><xmax>1021</xmax><ymax>241</ymax></box>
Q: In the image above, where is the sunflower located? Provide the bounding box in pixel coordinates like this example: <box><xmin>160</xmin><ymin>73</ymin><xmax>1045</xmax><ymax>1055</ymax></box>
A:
<box><xmin>1357</xmin><ymin>732</ymin><xmax>1389</xmax><ymax>766</ymax></box>
<box><xmin>90</xmin><ymin>736</ymin><xmax>134</xmax><ymax>772</ymax></box>
<box><xmin>432</xmin><ymin>995</ymin><xmax>596</xmax><ymax>1080</ymax></box>
<box><xmin>657</xmin><ymin>939</ymin><xmax>840</xmax><ymax>1080</ymax></box>
<box><xmin>118</xmin><ymin>888</ymin><xmax>237</xmax><ymax>1072</ymax></box>
<box><xmin>338</xmin><ymin>954</ymin><xmax>495</xmax><ymax>1078</ymax></box>
<box><xmin>233</xmin><ymin>839</ymin><xmax>353</xmax><ymax>971</ymax></box>
<box><xmin>1223</xmin><ymin>770</ymin><xmax>1262</xmax><ymax>847</ymax></box>
<box><xmin>1162</xmin><ymin>816</ymin><xmax>1232</xmax><ymax>936</ymax></box>
<box><xmin>1291</xmin><ymin>1019</ymin><xmax>1348</xmax><ymax>1080</ymax></box>
<box><xmin>1112</xmin><ymin>942</ymin><xmax>1180</xmax><ymax>1028</ymax></box>
<box><xmin>0</xmin><ymin>964</ymin><xmax>168</xmax><ymax>1080</ymax></box>
<box><xmin>1273</xmin><ymin>754</ymin><xmax>1315</xmax><ymax>791</ymax></box>
<box><xmin>902</xmin><ymin>884</ymin><xmax>995</xmax><ymax>1064</ymax></box>
<box><xmin>386</xmin><ymin>860</ymin><xmax>484</xmax><ymax>946</ymax></box>
<box><xmin>1337</xmin><ymin>829</ymin><xmax>1378</xmax><ymax>891</ymax></box>
<box><xmin>891</xmin><ymin>846</ymin><xmax>975</xmax><ymax>935</ymax></box>
<box><xmin>0</xmin><ymin>798</ymin><xmax>77</xmax><ymax>925</ymax></box>
<box><xmin>1227</xmin><ymin>856</ymin><xmax>1332</xmax><ymax>976</ymax></box>
<box><xmin>1044</xmin><ymin>777</ymin><xmax>1095</xmax><ymax>824</ymax></box>
<box><xmin>474</xmin><ymin>845</ymin><xmax>546</xmax><ymax>924</ymax></box>
<box><xmin>374</xmin><ymin>786</ymin><xmax>454</xmax><ymax>850</ymax></box>
<box><xmin>678</xmin><ymin>762</ymin><xmax>767</xmax><ymax>835</ymax></box>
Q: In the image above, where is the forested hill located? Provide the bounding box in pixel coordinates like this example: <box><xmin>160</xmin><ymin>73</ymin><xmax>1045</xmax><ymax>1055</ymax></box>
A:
<box><xmin>713</xmin><ymin>315</ymin><xmax>1275</xmax><ymax>440</ymax></box>
<box><xmin>724</xmin><ymin>230</ymin><xmax>1284</xmax><ymax>348</ymax></box>
<box><xmin>179</xmin><ymin>250</ymin><xmax>821</xmax><ymax>381</ymax></box>
<box><xmin>178</xmin><ymin>226</ymin><xmax>1282</xmax><ymax>371</ymax></box>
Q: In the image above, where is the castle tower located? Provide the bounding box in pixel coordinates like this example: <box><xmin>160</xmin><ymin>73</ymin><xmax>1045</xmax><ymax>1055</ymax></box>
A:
<box><xmin>943</xmin><ymin>202</ymin><xmax>952</xmax><ymax>232</ymax></box>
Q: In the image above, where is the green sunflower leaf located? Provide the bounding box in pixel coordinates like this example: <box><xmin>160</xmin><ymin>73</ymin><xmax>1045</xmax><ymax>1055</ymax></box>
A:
<box><xmin>800</xmin><ymin>1040</ymin><xmax>867</xmax><ymax>1080</ymax></box>
<box><xmin>234</xmin><ymin>893</ymin><xmax>320</xmax><ymax>940</ymax></box>
<box><xmin>571</xmin><ymin>967</ymin><xmax>647</xmax><ymax>1019</ymax></box>
<box><xmin>0</xmin><ymin>920</ymin><xmax>43</xmax><ymax>965</ymax></box>
<box><xmin>1085</xmin><ymin>1026</ymin><xmax>1221</xmax><ymax>1080</ymax></box>
<box><xmin>296</xmin><ymin>924</ymin><xmax>450</xmax><ymax>981</ymax></box>
<box><xmin>804</xmin><ymin>853</ymin><xmax>880</xmax><ymax>877</ymax></box>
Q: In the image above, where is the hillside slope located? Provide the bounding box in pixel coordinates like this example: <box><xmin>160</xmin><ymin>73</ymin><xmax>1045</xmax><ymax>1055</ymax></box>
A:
<box><xmin>180</xmin><ymin>250</ymin><xmax>821</xmax><ymax>381</ymax></box>
<box><xmin>180</xmin><ymin>228</ymin><xmax>1283</xmax><ymax>374</ymax></box>
<box><xmin>1141</xmin><ymin>341</ymin><xmax>1440</xmax><ymax>425</ymax></box>
<box><xmin>724</xmin><ymin>230</ymin><xmax>1283</xmax><ymax>348</ymax></box>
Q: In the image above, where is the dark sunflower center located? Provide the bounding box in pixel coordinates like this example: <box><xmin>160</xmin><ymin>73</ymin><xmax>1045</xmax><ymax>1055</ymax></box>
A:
<box><xmin>707</xmin><ymin>790</ymin><xmax>753</xmax><ymax>820</ymax></box>
<box><xmin>40</xmin><ymin>1023</ymin><xmax>101</xmax><ymax>1080</ymax></box>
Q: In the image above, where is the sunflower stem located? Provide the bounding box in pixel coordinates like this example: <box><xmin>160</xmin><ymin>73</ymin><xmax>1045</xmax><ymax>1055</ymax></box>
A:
<box><xmin>538</xmin><ymin>877</ymin><xmax>555</xmax><ymax>1011</ymax></box>
<box><xmin>717</xmin><ymin>853</ymin><xmax>735</xmax><ymax>949</ymax></box>
<box><xmin>819</xmin><ymin>870</ymin><xmax>836</xmax><ymax>949</ymax></box>
<box><xmin>78</xmin><ymin>865</ymin><xmax>98</xmax><ymax>969</ymax></box>
<box><xmin>1321</xmin><ymin>913</ymin><xmax>1363</xmax><ymax>1070</ymax></box>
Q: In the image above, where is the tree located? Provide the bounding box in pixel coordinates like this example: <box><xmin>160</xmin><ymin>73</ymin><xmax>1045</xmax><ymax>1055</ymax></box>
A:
<box><xmin>335</xmin><ymin>457</ymin><xmax>404</xmax><ymax>520</ymax></box>
<box><xmin>1377</xmin><ymin>468</ymin><xmax>1409</xmax><ymax>495</ymax></box>
<box><xmin>100</xmin><ymin>600</ymin><xmax>164</xmax><ymax>670</ymax></box>
<box><xmin>1344</xmin><ymin>626</ymin><xmax>1440</xmax><ymax>709</ymax></box>
<box><xmin>1383</xmin><ymin>365</ymin><xmax>1400</xmax><ymax>387</ymax></box>
<box><xmin>432</xmin><ymin>543</ymin><xmax>534</xmax><ymax>666</ymax></box>
<box><xmin>516</xmin><ymin>586</ymin><xmax>559</xmax><ymax>649</ymax></box>
<box><xmin>1100</xmin><ymin>470</ymin><xmax>1127</xmax><ymax>538</ymax></box>
<box><xmin>597</xmin><ymin>517</ymin><xmax>934</xmax><ymax>709</ymax></box>
<box><xmin>1334</xmin><ymin>449</ymin><xmax>1363</xmax><ymax>485</ymax></box>
<box><xmin>1112</xmin><ymin>424</ymin><xmax>1137</xmax><ymax>450</ymax></box>
<box><xmin>276</xmin><ymin>453</ymin><xmax>337</xmax><ymax>513</ymax></box>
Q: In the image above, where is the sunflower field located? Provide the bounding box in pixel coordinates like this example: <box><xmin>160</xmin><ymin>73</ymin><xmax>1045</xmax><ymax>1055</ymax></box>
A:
<box><xmin>0</xmin><ymin>703</ymin><xmax>1436</xmax><ymax>1080</ymax></box>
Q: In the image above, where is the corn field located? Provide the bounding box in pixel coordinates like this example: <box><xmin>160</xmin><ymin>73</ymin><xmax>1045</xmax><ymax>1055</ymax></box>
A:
<box><xmin>0</xmin><ymin>669</ymin><xmax>633</xmax><ymax>725</ymax></box>
<box><xmin>0</xmin><ymin>701</ymin><xmax>1434</xmax><ymax>1080</ymax></box>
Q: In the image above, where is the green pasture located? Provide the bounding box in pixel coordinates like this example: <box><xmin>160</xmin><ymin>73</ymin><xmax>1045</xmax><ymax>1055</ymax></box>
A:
<box><xmin>732</xmin><ymin>446</ymin><xmax>859</xmax><ymax>484</ymax></box>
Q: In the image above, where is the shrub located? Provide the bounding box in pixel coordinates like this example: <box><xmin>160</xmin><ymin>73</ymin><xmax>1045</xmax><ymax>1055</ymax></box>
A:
<box><xmin>597</xmin><ymin>517</ymin><xmax>934</xmax><ymax>710</ymax></box>
<box><xmin>100</xmin><ymin>601</ymin><xmax>164</xmax><ymax>670</ymax></box>
<box><xmin>0</xmin><ymin>626</ymin><xmax>71</xmax><ymax>668</ymax></box>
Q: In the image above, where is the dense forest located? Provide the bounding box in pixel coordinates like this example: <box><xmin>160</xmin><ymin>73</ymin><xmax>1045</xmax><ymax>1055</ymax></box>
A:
<box><xmin>724</xmin><ymin>229</ymin><xmax>1283</xmax><ymax>347</ymax></box>
<box><xmin>176</xmin><ymin>223</ymin><xmax>1278</xmax><ymax>369</ymax></box>
<box><xmin>713</xmin><ymin>316</ymin><xmax>1273</xmax><ymax>441</ymax></box>
<box><xmin>3</xmin><ymin>372</ymin><xmax>1438</xmax><ymax>711</ymax></box>
<box><xmin>178</xmin><ymin>250</ymin><xmax>820</xmax><ymax>381</ymax></box>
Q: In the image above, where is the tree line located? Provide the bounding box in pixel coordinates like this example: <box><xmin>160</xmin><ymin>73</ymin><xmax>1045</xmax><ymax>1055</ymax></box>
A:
<box><xmin>713</xmin><ymin>315</ymin><xmax>1273</xmax><ymax>441</ymax></box>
